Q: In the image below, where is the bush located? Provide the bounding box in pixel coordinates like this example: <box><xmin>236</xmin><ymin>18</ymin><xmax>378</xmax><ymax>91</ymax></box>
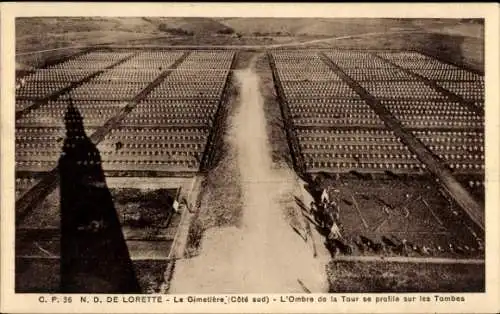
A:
<box><xmin>158</xmin><ymin>24</ymin><xmax>194</xmax><ymax>36</ymax></box>
<box><xmin>216</xmin><ymin>28</ymin><xmax>235</xmax><ymax>35</ymax></box>
<box><xmin>186</xmin><ymin>219</ymin><xmax>204</xmax><ymax>256</ymax></box>
<box><xmin>253</xmin><ymin>31</ymin><xmax>270</xmax><ymax>37</ymax></box>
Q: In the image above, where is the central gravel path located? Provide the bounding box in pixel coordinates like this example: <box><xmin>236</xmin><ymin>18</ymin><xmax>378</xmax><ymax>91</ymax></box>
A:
<box><xmin>169</xmin><ymin>56</ymin><xmax>328</xmax><ymax>293</ymax></box>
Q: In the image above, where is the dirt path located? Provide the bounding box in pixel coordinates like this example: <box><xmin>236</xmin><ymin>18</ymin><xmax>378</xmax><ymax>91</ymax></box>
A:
<box><xmin>169</xmin><ymin>55</ymin><xmax>328</xmax><ymax>293</ymax></box>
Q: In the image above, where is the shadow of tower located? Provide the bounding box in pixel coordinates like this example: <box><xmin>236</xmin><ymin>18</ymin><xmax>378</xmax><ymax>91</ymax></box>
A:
<box><xmin>58</xmin><ymin>97</ymin><xmax>141</xmax><ymax>293</ymax></box>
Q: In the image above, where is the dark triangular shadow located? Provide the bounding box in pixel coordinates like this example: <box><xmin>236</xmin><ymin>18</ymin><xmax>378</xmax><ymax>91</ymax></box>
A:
<box><xmin>58</xmin><ymin>97</ymin><xmax>141</xmax><ymax>293</ymax></box>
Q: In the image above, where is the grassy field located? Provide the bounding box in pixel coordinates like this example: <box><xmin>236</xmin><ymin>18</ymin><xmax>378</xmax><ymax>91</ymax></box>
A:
<box><xmin>16</xmin><ymin>17</ymin><xmax>484</xmax><ymax>73</ymax></box>
<box><xmin>17</xmin><ymin>17</ymin><xmax>483</xmax><ymax>49</ymax></box>
<box><xmin>16</xmin><ymin>17</ymin><xmax>161</xmax><ymax>52</ymax></box>
<box><xmin>219</xmin><ymin>18</ymin><xmax>419</xmax><ymax>36</ymax></box>
<box><xmin>15</xmin><ymin>17</ymin><xmax>412</xmax><ymax>51</ymax></box>
<box><xmin>184</xmin><ymin>74</ymin><xmax>243</xmax><ymax>257</ymax></box>
<box><xmin>15</xmin><ymin>17</ymin><xmax>162</xmax><ymax>69</ymax></box>
<box><xmin>257</xmin><ymin>53</ymin><xmax>295</xmax><ymax>169</ymax></box>
<box><xmin>327</xmin><ymin>260</ymin><xmax>485</xmax><ymax>292</ymax></box>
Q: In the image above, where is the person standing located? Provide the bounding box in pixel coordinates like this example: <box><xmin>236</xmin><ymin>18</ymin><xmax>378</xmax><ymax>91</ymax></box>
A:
<box><xmin>320</xmin><ymin>188</ymin><xmax>330</xmax><ymax>205</ymax></box>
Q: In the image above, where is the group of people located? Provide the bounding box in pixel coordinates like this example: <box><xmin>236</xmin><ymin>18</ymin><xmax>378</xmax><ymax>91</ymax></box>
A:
<box><xmin>15</xmin><ymin>77</ymin><xmax>26</xmax><ymax>90</ymax></box>
<box><xmin>311</xmin><ymin>187</ymin><xmax>343</xmax><ymax>242</ymax></box>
